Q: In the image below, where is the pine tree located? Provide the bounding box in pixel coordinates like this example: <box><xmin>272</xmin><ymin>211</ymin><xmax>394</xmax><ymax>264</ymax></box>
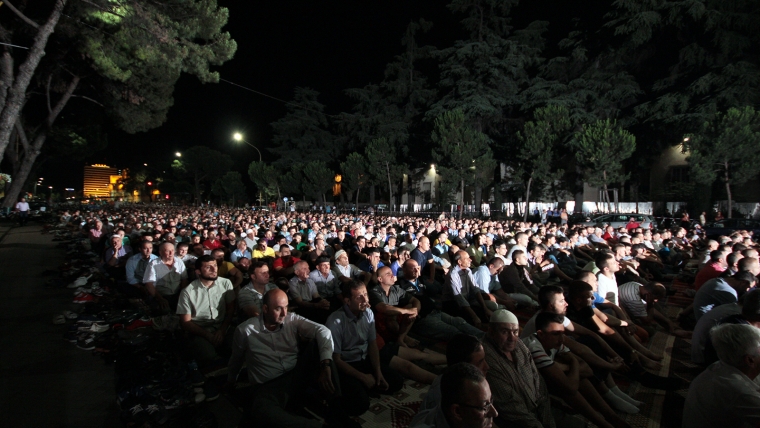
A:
<box><xmin>212</xmin><ymin>171</ymin><xmax>247</xmax><ymax>206</ymax></box>
<box><xmin>340</xmin><ymin>152</ymin><xmax>367</xmax><ymax>207</ymax></box>
<box><xmin>301</xmin><ymin>161</ymin><xmax>335</xmax><ymax>208</ymax></box>
<box><xmin>365</xmin><ymin>138</ymin><xmax>406</xmax><ymax>212</ymax></box>
<box><xmin>515</xmin><ymin>105</ymin><xmax>571</xmax><ymax>220</ymax></box>
<box><xmin>172</xmin><ymin>146</ymin><xmax>233</xmax><ymax>204</ymax></box>
<box><xmin>269</xmin><ymin>88</ymin><xmax>336</xmax><ymax>168</ymax></box>
<box><xmin>685</xmin><ymin>107</ymin><xmax>760</xmax><ymax>218</ymax></box>
<box><xmin>574</xmin><ymin>119</ymin><xmax>636</xmax><ymax>212</ymax></box>
<box><xmin>431</xmin><ymin>109</ymin><xmax>495</xmax><ymax>218</ymax></box>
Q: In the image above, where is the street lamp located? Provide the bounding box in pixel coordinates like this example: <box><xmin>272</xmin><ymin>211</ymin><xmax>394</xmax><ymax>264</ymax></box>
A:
<box><xmin>175</xmin><ymin>152</ymin><xmax>182</xmax><ymax>157</ymax></box>
<box><xmin>232</xmin><ymin>132</ymin><xmax>262</xmax><ymax>162</ymax></box>
<box><xmin>233</xmin><ymin>132</ymin><xmax>264</xmax><ymax>208</ymax></box>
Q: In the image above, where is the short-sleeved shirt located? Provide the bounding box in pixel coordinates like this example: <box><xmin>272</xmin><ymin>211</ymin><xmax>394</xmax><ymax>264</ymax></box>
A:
<box><xmin>237</xmin><ymin>282</ymin><xmax>277</xmax><ymax>314</ymax></box>
<box><xmin>144</xmin><ymin>257</ymin><xmax>188</xmax><ymax>296</ymax></box>
<box><xmin>522</xmin><ymin>334</ymin><xmax>570</xmax><ymax>369</ymax></box>
<box><xmin>288</xmin><ymin>276</ymin><xmax>318</xmax><ymax>301</ymax></box>
<box><xmin>596</xmin><ymin>273</ymin><xmax>619</xmax><ymax>305</ymax></box>
<box><xmin>176</xmin><ymin>277</ymin><xmax>235</xmax><ymax>328</ymax></box>
<box><xmin>694</xmin><ymin>277</ymin><xmax>738</xmax><ymax>321</ymax></box>
<box><xmin>326</xmin><ymin>305</ymin><xmax>376</xmax><ymax>363</ymax></box>
<box><xmin>410</xmin><ymin>248</ymin><xmax>433</xmax><ymax>267</ymax></box>
<box><xmin>230</xmin><ymin>249</ymin><xmax>252</xmax><ymax>263</ymax></box>
<box><xmin>617</xmin><ymin>282</ymin><xmax>647</xmax><ymax>318</ymax></box>
<box><xmin>252</xmin><ymin>247</ymin><xmax>276</xmax><ymax>259</ymax></box>
<box><xmin>369</xmin><ymin>284</ymin><xmax>411</xmax><ymax>309</ymax></box>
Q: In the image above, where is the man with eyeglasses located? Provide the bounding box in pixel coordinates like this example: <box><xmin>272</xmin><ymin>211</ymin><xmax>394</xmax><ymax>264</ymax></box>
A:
<box><xmin>483</xmin><ymin>309</ymin><xmax>554</xmax><ymax>428</ymax></box>
<box><xmin>410</xmin><ymin>362</ymin><xmax>497</xmax><ymax>428</ymax></box>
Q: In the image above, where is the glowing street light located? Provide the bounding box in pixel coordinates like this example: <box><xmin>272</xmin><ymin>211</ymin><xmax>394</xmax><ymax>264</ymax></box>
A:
<box><xmin>175</xmin><ymin>152</ymin><xmax>182</xmax><ymax>157</ymax></box>
<box><xmin>233</xmin><ymin>131</ymin><xmax>263</xmax><ymax>206</ymax></box>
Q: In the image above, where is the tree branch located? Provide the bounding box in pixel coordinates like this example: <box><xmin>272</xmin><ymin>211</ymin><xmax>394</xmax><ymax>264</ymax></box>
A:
<box><xmin>1</xmin><ymin>0</ymin><xmax>41</xmax><ymax>29</ymax></box>
<box><xmin>13</xmin><ymin>120</ymin><xmax>29</xmax><ymax>152</ymax></box>
<box><xmin>46</xmin><ymin>74</ymin><xmax>52</xmax><ymax>114</ymax></box>
<box><xmin>70</xmin><ymin>94</ymin><xmax>103</xmax><ymax>107</ymax></box>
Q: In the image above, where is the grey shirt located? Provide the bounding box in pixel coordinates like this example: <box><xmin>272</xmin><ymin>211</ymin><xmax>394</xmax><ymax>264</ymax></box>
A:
<box><xmin>369</xmin><ymin>284</ymin><xmax>412</xmax><ymax>309</ymax></box>
<box><xmin>309</xmin><ymin>270</ymin><xmax>341</xmax><ymax>299</ymax></box>
<box><xmin>237</xmin><ymin>282</ymin><xmax>277</xmax><ymax>315</ymax></box>
<box><xmin>326</xmin><ymin>305</ymin><xmax>376</xmax><ymax>363</ymax></box>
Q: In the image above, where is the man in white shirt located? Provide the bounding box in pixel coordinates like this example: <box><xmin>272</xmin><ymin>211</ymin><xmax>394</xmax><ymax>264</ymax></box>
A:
<box><xmin>145</xmin><ymin>242</ymin><xmax>188</xmax><ymax>312</ymax></box>
<box><xmin>683</xmin><ymin>324</ymin><xmax>760</xmax><ymax>428</ymax></box>
<box><xmin>14</xmin><ymin>196</ymin><xmax>30</xmax><ymax>226</ymax></box>
<box><xmin>177</xmin><ymin>255</ymin><xmax>235</xmax><ymax>364</ymax></box>
<box><xmin>227</xmin><ymin>289</ymin><xmax>356</xmax><ymax>428</ymax></box>
<box><xmin>596</xmin><ymin>252</ymin><xmax>620</xmax><ymax>305</ymax></box>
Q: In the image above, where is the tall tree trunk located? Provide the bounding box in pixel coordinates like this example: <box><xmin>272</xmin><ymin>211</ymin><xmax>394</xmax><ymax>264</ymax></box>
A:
<box><xmin>2</xmin><ymin>75</ymin><xmax>78</xmax><ymax>208</ymax></box>
<box><xmin>725</xmin><ymin>163</ymin><xmax>733</xmax><ymax>219</ymax></box>
<box><xmin>523</xmin><ymin>176</ymin><xmax>532</xmax><ymax>222</ymax></box>
<box><xmin>602</xmin><ymin>170</ymin><xmax>610</xmax><ymax>213</ymax></box>
<box><xmin>0</xmin><ymin>0</ymin><xmax>67</xmax><ymax>166</ymax></box>
<box><xmin>474</xmin><ymin>186</ymin><xmax>482</xmax><ymax>217</ymax></box>
<box><xmin>459</xmin><ymin>178</ymin><xmax>464</xmax><ymax>219</ymax></box>
<box><xmin>355</xmin><ymin>185</ymin><xmax>360</xmax><ymax>208</ymax></box>
<box><xmin>369</xmin><ymin>185</ymin><xmax>375</xmax><ymax>207</ymax></box>
<box><xmin>0</xmin><ymin>52</ymin><xmax>14</xmax><ymax>111</ymax></box>
<box><xmin>574</xmin><ymin>164</ymin><xmax>584</xmax><ymax>215</ymax></box>
<box><xmin>385</xmin><ymin>161</ymin><xmax>393</xmax><ymax>212</ymax></box>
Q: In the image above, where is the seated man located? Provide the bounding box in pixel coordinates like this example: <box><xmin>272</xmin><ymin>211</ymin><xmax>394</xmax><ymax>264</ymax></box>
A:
<box><xmin>227</xmin><ymin>289</ymin><xmax>356</xmax><ymax>428</ymax></box>
<box><xmin>272</xmin><ymin>246</ymin><xmax>300</xmax><ymax>279</ymax></box>
<box><xmin>693</xmin><ymin>249</ymin><xmax>727</xmax><ymax>290</ymax></box>
<box><xmin>288</xmin><ymin>260</ymin><xmax>331</xmax><ymax>323</ymax></box>
<box><xmin>230</xmin><ymin>239</ymin><xmax>252</xmax><ymax>266</ymax></box>
<box><xmin>692</xmin><ymin>288</ymin><xmax>760</xmax><ymax>365</ymax></box>
<box><xmin>420</xmin><ymin>334</ymin><xmax>489</xmax><ymax>411</ymax></box>
<box><xmin>683</xmin><ymin>324</ymin><xmax>760</xmax><ymax>428</ymax></box>
<box><xmin>327</xmin><ymin>280</ymin><xmax>404</xmax><ymax>416</ymax></box>
<box><xmin>332</xmin><ymin>249</ymin><xmax>364</xmax><ymax>284</ymax></box>
<box><xmin>399</xmin><ymin>259</ymin><xmax>485</xmax><ymax>341</ymax></box>
<box><xmin>305</xmin><ymin>237</ymin><xmax>330</xmax><ymax>271</ymax></box>
<box><xmin>238</xmin><ymin>261</ymin><xmax>277</xmax><ymax>319</ymax></box>
<box><xmin>310</xmin><ymin>256</ymin><xmax>342</xmax><ymax>309</ymax></box>
<box><xmin>144</xmin><ymin>242</ymin><xmax>188</xmax><ymax>312</ymax></box>
<box><xmin>617</xmin><ymin>281</ymin><xmax>690</xmax><ymax>337</ymax></box>
<box><xmin>252</xmin><ymin>239</ymin><xmax>276</xmax><ymax>260</ymax></box>
<box><xmin>410</xmin><ymin>363</ymin><xmax>498</xmax><ymax>428</ymax></box>
<box><xmin>693</xmin><ymin>272</ymin><xmax>755</xmax><ymax>322</ymax></box>
<box><xmin>499</xmin><ymin>249</ymin><xmax>540</xmax><ymax>304</ymax></box>
<box><xmin>525</xmin><ymin>312</ymin><xmax>635</xmax><ymax>427</ymax></box>
<box><xmin>370</xmin><ymin>266</ymin><xmax>421</xmax><ymax>348</ymax></box>
<box><xmin>211</xmin><ymin>248</ymin><xmax>243</xmax><ymax>292</ymax></box>
<box><xmin>177</xmin><ymin>255</ymin><xmax>236</xmax><ymax>364</ymax></box>
<box><xmin>124</xmin><ymin>240</ymin><xmax>158</xmax><ymax>297</ymax></box>
<box><xmin>483</xmin><ymin>309</ymin><xmax>554</xmax><ymax>428</ymax></box>
<box><xmin>472</xmin><ymin>257</ymin><xmax>518</xmax><ymax>311</ymax></box>
<box><xmin>357</xmin><ymin>248</ymin><xmax>384</xmax><ymax>286</ymax></box>
<box><xmin>442</xmin><ymin>251</ymin><xmax>492</xmax><ymax>329</ymax></box>
<box><xmin>104</xmin><ymin>234</ymin><xmax>132</xmax><ymax>277</ymax></box>
<box><xmin>410</xmin><ymin>236</ymin><xmax>438</xmax><ymax>285</ymax></box>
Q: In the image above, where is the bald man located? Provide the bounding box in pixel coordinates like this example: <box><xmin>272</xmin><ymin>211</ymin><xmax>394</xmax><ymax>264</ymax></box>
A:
<box><xmin>228</xmin><ymin>289</ymin><xmax>355</xmax><ymax>427</ymax></box>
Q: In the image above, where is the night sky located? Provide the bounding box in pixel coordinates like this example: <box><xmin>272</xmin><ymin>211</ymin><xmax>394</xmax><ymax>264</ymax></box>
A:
<box><xmin>45</xmin><ymin>0</ymin><xmax>584</xmax><ymax>193</ymax></box>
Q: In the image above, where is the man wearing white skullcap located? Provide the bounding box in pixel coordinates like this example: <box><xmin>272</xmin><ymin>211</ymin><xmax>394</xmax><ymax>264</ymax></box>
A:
<box><xmin>483</xmin><ymin>309</ymin><xmax>555</xmax><ymax>428</ymax></box>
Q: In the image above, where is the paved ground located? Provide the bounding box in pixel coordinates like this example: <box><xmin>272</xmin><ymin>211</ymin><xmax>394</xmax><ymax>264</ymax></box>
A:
<box><xmin>0</xmin><ymin>222</ymin><xmax>120</xmax><ymax>427</ymax></box>
<box><xmin>0</xmin><ymin>222</ymin><xmax>242</xmax><ymax>427</ymax></box>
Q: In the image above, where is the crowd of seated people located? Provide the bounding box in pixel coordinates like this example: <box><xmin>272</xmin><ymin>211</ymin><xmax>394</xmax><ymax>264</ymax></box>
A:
<box><xmin>53</xmin><ymin>205</ymin><xmax>760</xmax><ymax>427</ymax></box>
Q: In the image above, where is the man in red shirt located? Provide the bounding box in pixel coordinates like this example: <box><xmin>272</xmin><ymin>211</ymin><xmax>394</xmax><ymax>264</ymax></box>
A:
<box><xmin>203</xmin><ymin>230</ymin><xmax>223</xmax><ymax>251</ymax></box>
<box><xmin>625</xmin><ymin>217</ymin><xmax>640</xmax><ymax>231</ymax></box>
<box><xmin>693</xmin><ymin>250</ymin><xmax>727</xmax><ymax>290</ymax></box>
<box><xmin>273</xmin><ymin>246</ymin><xmax>301</xmax><ymax>279</ymax></box>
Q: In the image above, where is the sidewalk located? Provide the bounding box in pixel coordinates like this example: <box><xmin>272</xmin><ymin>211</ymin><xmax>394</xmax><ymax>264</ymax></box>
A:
<box><xmin>0</xmin><ymin>224</ymin><xmax>119</xmax><ymax>427</ymax></box>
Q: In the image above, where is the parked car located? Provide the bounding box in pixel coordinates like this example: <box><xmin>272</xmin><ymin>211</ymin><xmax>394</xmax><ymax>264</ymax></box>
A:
<box><xmin>703</xmin><ymin>218</ymin><xmax>760</xmax><ymax>239</ymax></box>
<box><xmin>578</xmin><ymin>213</ymin><xmax>655</xmax><ymax>229</ymax></box>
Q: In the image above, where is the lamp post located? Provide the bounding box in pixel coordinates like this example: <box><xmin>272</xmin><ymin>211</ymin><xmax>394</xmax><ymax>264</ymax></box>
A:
<box><xmin>233</xmin><ymin>132</ymin><xmax>263</xmax><ymax>207</ymax></box>
<box><xmin>34</xmin><ymin>177</ymin><xmax>43</xmax><ymax>197</ymax></box>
